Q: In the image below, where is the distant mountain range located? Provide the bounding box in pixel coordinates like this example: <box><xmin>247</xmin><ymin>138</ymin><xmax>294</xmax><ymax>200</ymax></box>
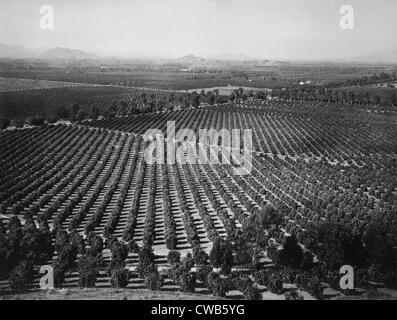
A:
<box><xmin>206</xmin><ymin>53</ymin><xmax>255</xmax><ymax>61</ymax></box>
<box><xmin>0</xmin><ymin>43</ymin><xmax>43</xmax><ymax>59</ymax></box>
<box><xmin>0</xmin><ymin>43</ymin><xmax>264</xmax><ymax>65</ymax></box>
<box><xmin>1</xmin><ymin>42</ymin><xmax>396</xmax><ymax>64</ymax></box>
<box><xmin>349</xmin><ymin>47</ymin><xmax>397</xmax><ymax>63</ymax></box>
<box><xmin>40</xmin><ymin>47</ymin><xmax>98</xmax><ymax>60</ymax></box>
<box><xmin>176</xmin><ymin>54</ymin><xmax>206</xmax><ymax>64</ymax></box>
<box><xmin>0</xmin><ymin>43</ymin><xmax>98</xmax><ymax>60</ymax></box>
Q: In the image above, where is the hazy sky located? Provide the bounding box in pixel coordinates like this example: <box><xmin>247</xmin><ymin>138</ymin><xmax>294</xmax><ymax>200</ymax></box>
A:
<box><xmin>0</xmin><ymin>0</ymin><xmax>396</xmax><ymax>59</ymax></box>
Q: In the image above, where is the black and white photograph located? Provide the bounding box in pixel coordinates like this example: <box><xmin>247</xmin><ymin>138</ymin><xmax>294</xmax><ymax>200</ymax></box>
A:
<box><xmin>0</xmin><ymin>0</ymin><xmax>396</xmax><ymax>306</ymax></box>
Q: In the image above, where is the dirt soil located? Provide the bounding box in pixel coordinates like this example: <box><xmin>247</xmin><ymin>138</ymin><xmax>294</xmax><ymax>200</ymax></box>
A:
<box><xmin>0</xmin><ymin>288</ymin><xmax>223</xmax><ymax>300</ymax></box>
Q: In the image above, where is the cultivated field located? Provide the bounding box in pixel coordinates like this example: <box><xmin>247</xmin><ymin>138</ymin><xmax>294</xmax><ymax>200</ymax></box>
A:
<box><xmin>0</xmin><ymin>77</ymin><xmax>85</xmax><ymax>92</ymax></box>
<box><xmin>1</xmin><ymin>67</ymin><xmax>397</xmax><ymax>300</ymax></box>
